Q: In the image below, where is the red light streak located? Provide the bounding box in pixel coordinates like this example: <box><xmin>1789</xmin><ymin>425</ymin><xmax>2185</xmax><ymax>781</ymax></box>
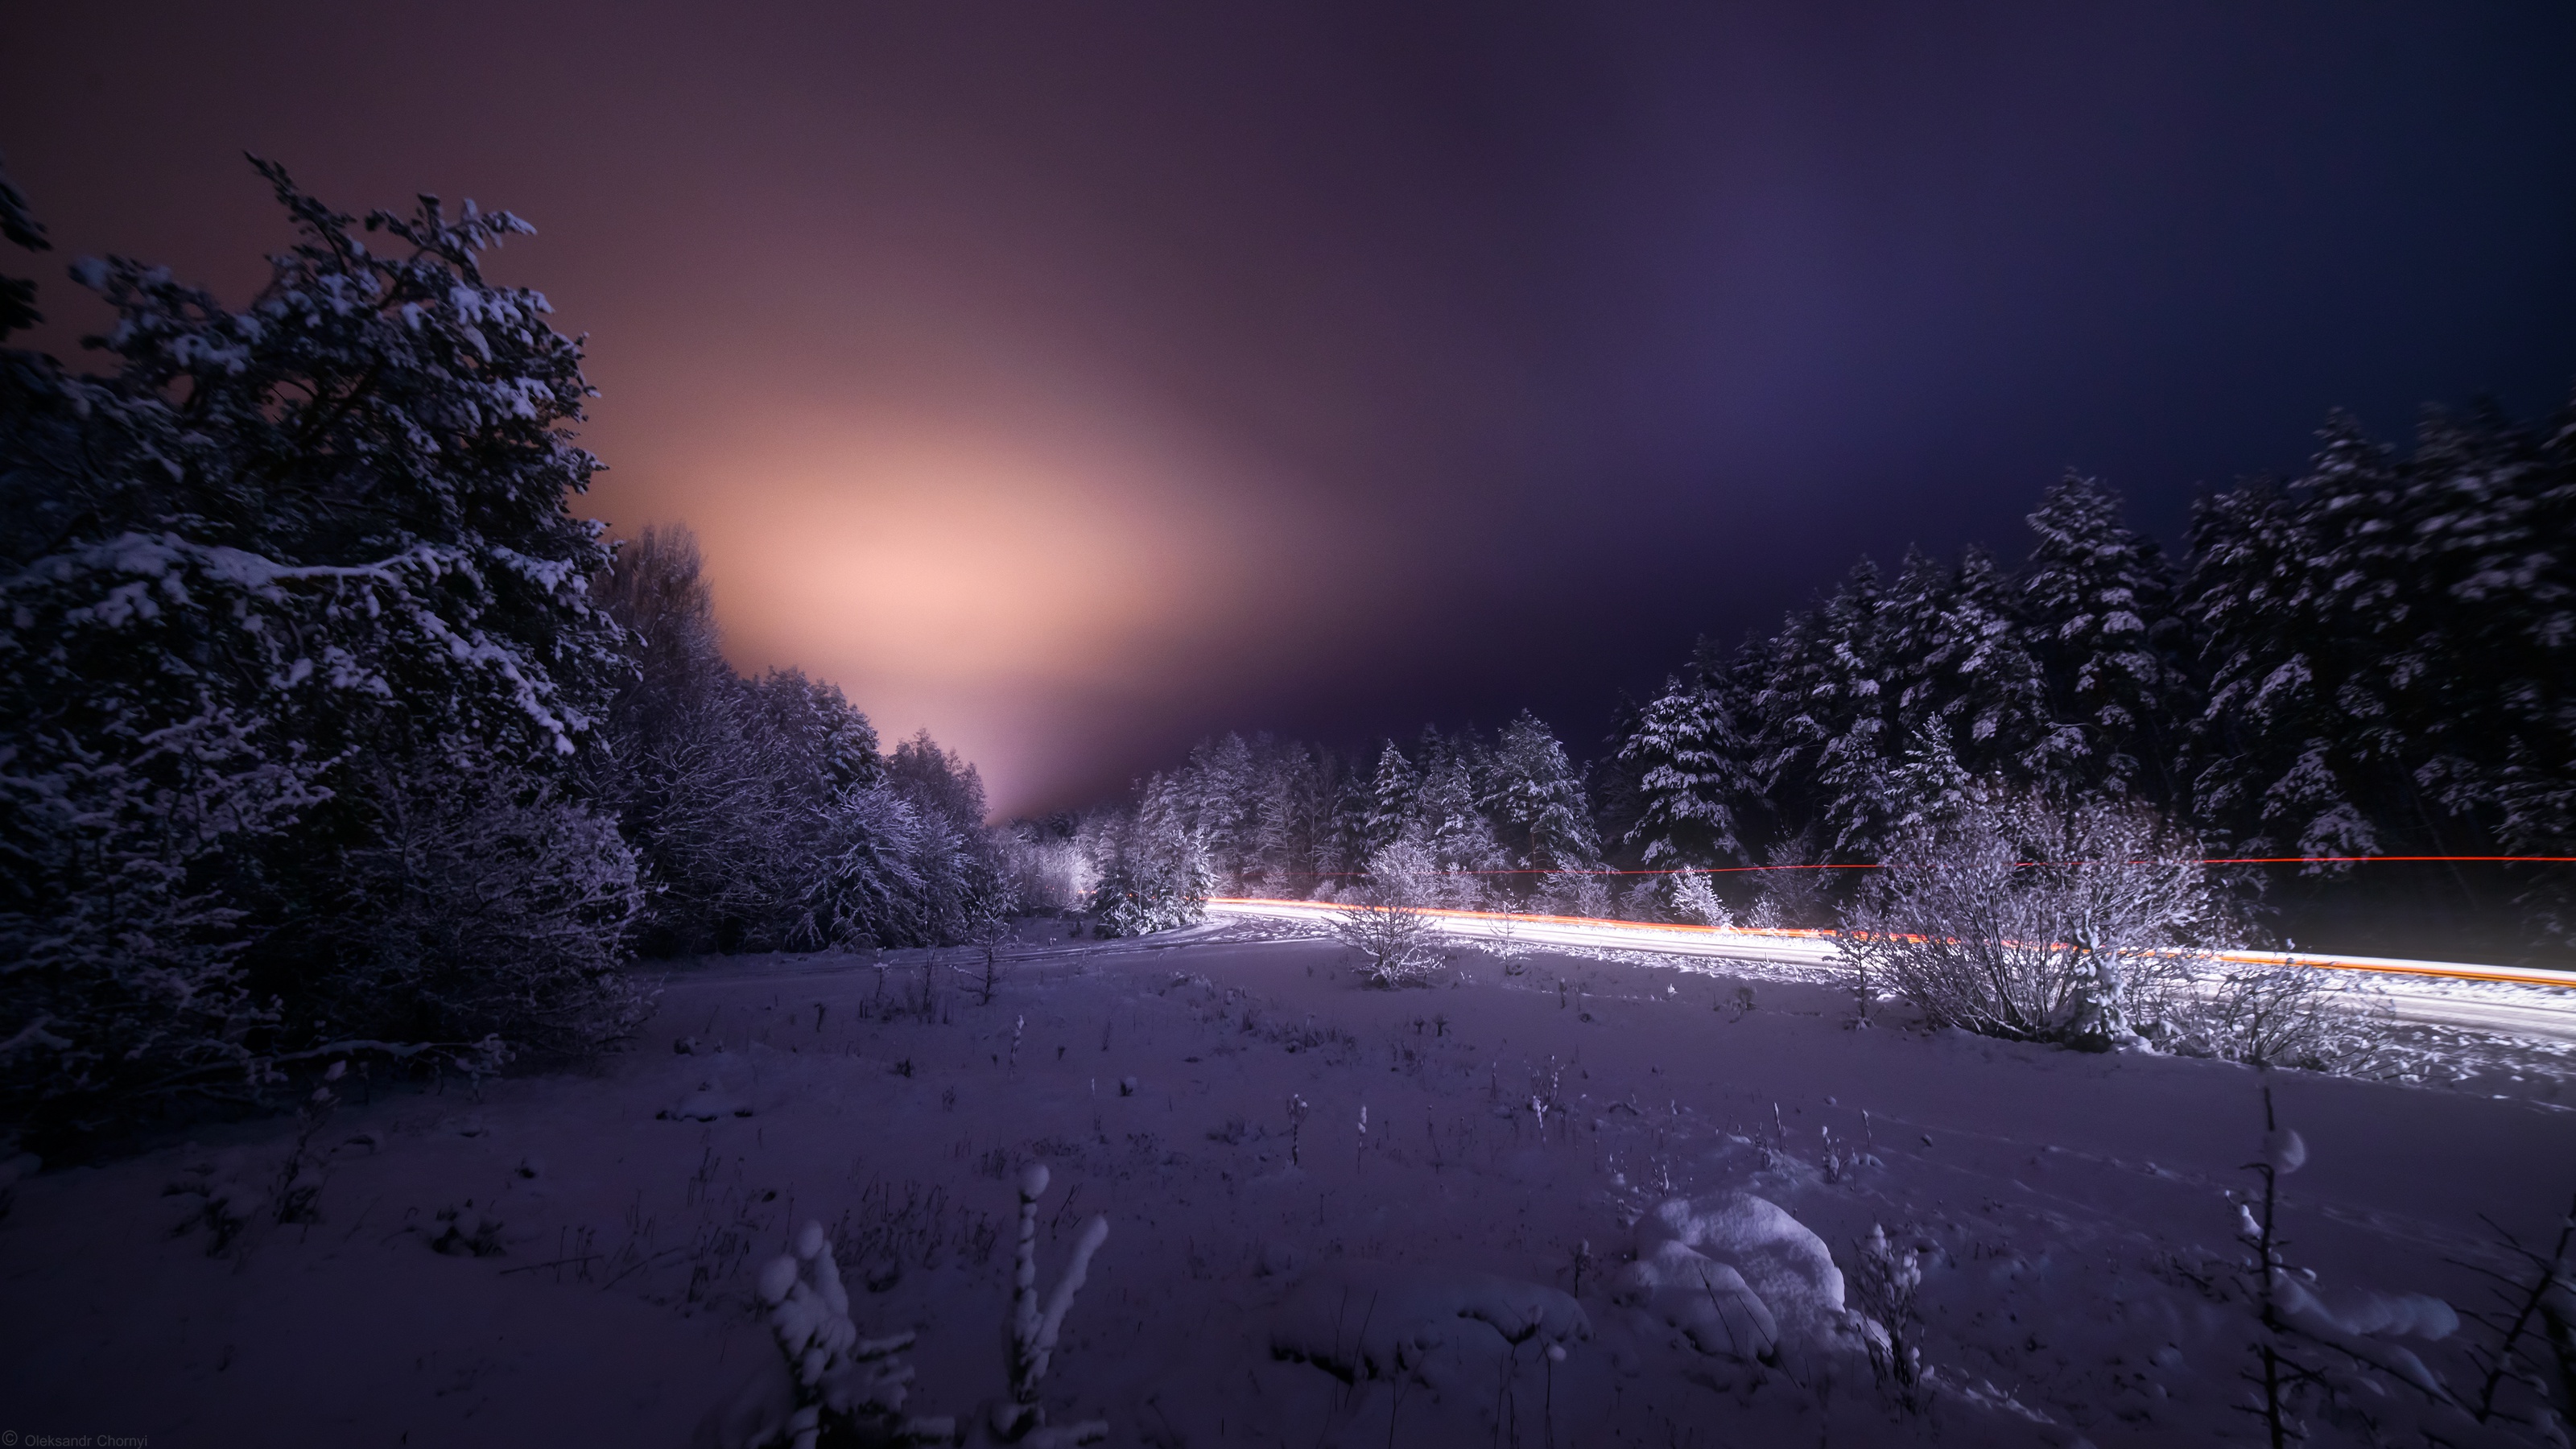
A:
<box><xmin>1278</xmin><ymin>854</ymin><xmax>2575</xmax><ymax>879</ymax></box>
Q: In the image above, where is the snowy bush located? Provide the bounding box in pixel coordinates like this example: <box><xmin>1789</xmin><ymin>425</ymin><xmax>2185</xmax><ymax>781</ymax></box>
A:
<box><xmin>1666</xmin><ymin>867</ymin><xmax>1733</xmax><ymax>928</ymax></box>
<box><xmin>1837</xmin><ymin>787</ymin><xmax>2239</xmax><ymax>1048</ymax></box>
<box><xmin>2227</xmin><ymin>1084</ymin><xmax>2538</xmax><ymax>1446</ymax></box>
<box><xmin>998</xmin><ymin>826</ymin><xmax>1089</xmax><ymax>915</ymax></box>
<box><xmin>1843</xmin><ymin>1224</ymin><xmax>1926</xmax><ymax>1407</ymax></box>
<box><xmin>2141</xmin><ymin>956</ymin><xmax>2363</xmax><ymax>1070</ymax></box>
<box><xmin>1327</xmin><ymin>841</ymin><xmax>1446</xmax><ymax>985</ymax></box>
<box><xmin>299</xmin><ymin>757</ymin><xmax>647</xmax><ymax>1054</ymax></box>
<box><xmin>1269</xmin><ymin>1263</ymin><xmax>1589</xmax><ymax>1394</ymax></box>
<box><xmin>592</xmin><ymin>529</ymin><xmax>1011</xmax><ymax>956</ymax></box>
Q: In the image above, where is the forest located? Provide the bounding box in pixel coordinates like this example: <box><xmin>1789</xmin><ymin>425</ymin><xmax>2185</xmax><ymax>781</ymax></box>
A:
<box><xmin>1058</xmin><ymin>411</ymin><xmax>2575</xmax><ymax>964</ymax></box>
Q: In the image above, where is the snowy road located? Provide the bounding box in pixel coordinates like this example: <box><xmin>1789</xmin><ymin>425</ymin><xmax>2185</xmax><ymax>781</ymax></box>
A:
<box><xmin>1206</xmin><ymin>896</ymin><xmax>2576</xmax><ymax>1046</ymax></box>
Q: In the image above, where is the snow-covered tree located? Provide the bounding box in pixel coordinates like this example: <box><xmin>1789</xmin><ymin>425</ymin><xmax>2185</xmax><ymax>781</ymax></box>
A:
<box><xmin>1791</xmin><ymin>562</ymin><xmax>1901</xmax><ymax>861</ymax></box>
<box><xmin>1486</xmin><ymin>711</ymin><xmax>1604</xmax><ymax>873</ymax></box>
<box><xmin>1085</xmin><ymin>773</ymin><xmax>1212</xmax><ymax>936</ymax></box>
<box><xmin>2184</xmin><ymin>420</ymin><xmax>2417</xmax><ymax>865</ymax></box>
<box><xmin>1414</xmin><ymin>736</ymin><xmax>1504</xmax><ymax>881</ymax></box>
<box><xmin>2020</xmin><ymin>474</ymin><xmax>2194</xmax><ymax>803</ymax></box>
<box><xmin>1616</xmin><ymin>675</ymin><xmax>1752</xmax><ymax>867</ymax></box>
<box><xmin>592</xmin><ymin>525</ymin><xmax>786</xmax><ymax>953</ymax></box>
<box><xmin>2</xmin><ymin>159</ymin><xmax>637</xmax><ymax>1133</ymax></box>
<box><xmin>1364</xmin><ymin>740</ymin><xmax>1420</xmax><ymax>855</ymax></box>
<box><xmin>1180</xmin><ymin>733</ymin><xmax>1257</xmax><ymax>887</ymax></box>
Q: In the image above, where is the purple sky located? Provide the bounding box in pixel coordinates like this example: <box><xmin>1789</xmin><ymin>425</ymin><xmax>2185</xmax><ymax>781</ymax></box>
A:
<box><xmin>8</xmin><ymin>2</ymin><xmax>2572</xmax><ymax>815</ymax></box>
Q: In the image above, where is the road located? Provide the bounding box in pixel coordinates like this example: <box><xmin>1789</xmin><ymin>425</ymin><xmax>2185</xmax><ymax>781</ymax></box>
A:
<box><xmin>1204</xmin><ymin>896</ymin><xmax>2576</xmax><ymax>1046</ymax></box>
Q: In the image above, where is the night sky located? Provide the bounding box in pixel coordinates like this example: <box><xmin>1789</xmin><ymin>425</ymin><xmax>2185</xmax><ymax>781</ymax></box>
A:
<box><xmin>7</xmin><ymin>2</ymin><xmax>2572</xmax><ymax>817</ymax></box>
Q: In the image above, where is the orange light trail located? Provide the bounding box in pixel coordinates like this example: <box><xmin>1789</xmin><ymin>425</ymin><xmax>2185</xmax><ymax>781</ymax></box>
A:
<box><xmin>1208</xmin><ymin>897</ymin><xmax>2576</xmax><ymax>992</ymax></box>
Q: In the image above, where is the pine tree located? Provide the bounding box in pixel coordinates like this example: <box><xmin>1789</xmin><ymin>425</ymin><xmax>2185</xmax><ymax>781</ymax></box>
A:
<box><xmin>1805</xmin><ymin>561</ymin><xmax>1900</xmax><ymax>860</ymax></box>
<box><xmin>1326</xmin><ymin>757</ymin><xmax>1375</xmax><ymax>887</ymax></box>
<box><xmin>2021</xmin><ymin>474</ymin><xmax>2194</xmax><ymax>803</ymax></box>
<box><xmin>2185</xmin><ymin>421</ymin><xmax>2405</xmax><ymax>862</ymax></box>
<box><xmin>1365</xmin><ymin>740</ymin><xmax>1421</xmax><ymax>854</ymax></box>
<box><xmin>1930</xmin><ymin>545</ymin><xmax>2071</xmax><ymax>786</ymax></box>
<box><xmin>1616</xmin><ymin>675</ymin><xmax>1752</xmax><ymax>866</ymax></box>
<box><xmin>2</xmin><ymin>159</ymin><xmax>642</xmax><ymax>1129</ymax></box>
<box><xmin>1486</xmin><ymin>711</ymin><xmax>1604</xmax><ymax>872</ymax></box>
<box><xmin>1415</xmin><ymin>733</ymin><xmax>1503</xmax><ymax>879</ymax></box>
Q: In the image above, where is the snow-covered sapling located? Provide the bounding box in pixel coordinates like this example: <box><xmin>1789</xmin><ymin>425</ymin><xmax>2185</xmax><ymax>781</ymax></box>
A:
<box><xmin>2234</xmin><ymin>1084</ymin><xmax>2471</xmax><ymax>1447</ymax></box>
<box><xmin>1285</xmin><ymin>1093</ymin><xmax>1310</xmax><ymax>1167</ymax></box>
<box><xmin>745</xmin><ymin>1220</ymin><xmax>947</xmax><ymax>1449</ymax></box>
<box><xmin>2457</xmin><ymin>1187</ymin><xmax>2576</xmax><ymax>1431</ymax></box>
<box><xmin>1356</xmin><ymin>1103</ymin><xmax>1368</xmax><ymax>1171</ymax></box>
<box><xmin>1669</xmin><ymin>867</ymin><xmax>1731</xmax><ymax>929</ymax></box>
<box><xmin>999</xmin><ymin>1164</ymin><xmax>1110</xmax><ymax>1445</ymax></box>
<box><xmin>1846</xmin><ymin>1224</ymin><xmax>1926</xmax><ymax>1409</ymax></box>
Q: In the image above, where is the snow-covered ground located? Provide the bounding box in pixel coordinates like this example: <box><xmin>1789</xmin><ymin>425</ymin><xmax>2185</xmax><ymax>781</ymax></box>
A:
<box><xmin>3</xmin><ymin>917</ymin><xmax>2572</xmax><ymax>1447</ymax></box>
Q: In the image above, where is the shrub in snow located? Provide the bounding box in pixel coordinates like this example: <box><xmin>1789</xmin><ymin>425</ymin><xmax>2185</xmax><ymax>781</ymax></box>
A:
<box><xmin>994</xmin><ymin>1163</ymin><xmax>1110</xmax><ymax>1444</ymax></box>
<box><xmin>1535</xmin><ymin>869</ymin><xmax>1614</xmax><ymax>921</ymax></box>
<box><xmin>2458</xmin><ymin>1190</ymin><xmax>2576</xmax><ymax>1437</ymax></box>
<box><xmin>1744</xmin><ymin>835</ymin><xmax>1831</xmax><ymax>931</ymax></box>
<box><xmin>165</xmin><ymin>1150</ymin><xmax>269</xmax><ymax>1255</ymax></box>
<box><xmin>2140</xmin><ymin>956</ymin><xmax>2365</xmax><ymax>1070</ymax></box>
<box><xmin>1843</xmin><ymin>1224</ymin><xmax>1926</xmax><ymax>1409</ymax></box>
<box><xmin>1837</xmin><ymin>786</ymin><xmax>2239</xmax><ymax>1048</ymax></box>
<box><xmin>1325</xmin><ymin>841</ymin><xmax>1446</xmax><ymax>985</ymax></box>
<box><xmin>428</xmin><ymin>1201</ymin><xmax>508</xmax><ymax>1258</ymax></box>
<box><xmin>1666</xmin><ymin>867</ymin><xmax>1733</xmax><ymax>929</ymax></box>
<box><xmin>302</xmin><ymin>755</ymin><xmax>648</xmax><ymax>1055</ymax></box>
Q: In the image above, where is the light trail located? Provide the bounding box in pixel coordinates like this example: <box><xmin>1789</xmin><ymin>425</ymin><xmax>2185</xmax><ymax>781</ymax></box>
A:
<box><xmin>1208</xmin><ymin>896</ymin><xmax>2576</xmax><ymax>1045</ymax></box>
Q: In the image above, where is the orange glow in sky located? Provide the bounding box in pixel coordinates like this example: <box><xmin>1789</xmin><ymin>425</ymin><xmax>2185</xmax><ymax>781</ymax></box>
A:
<box><xmin>583</xmin><ymin>370</ymin><xmax>1359</xmax><ymax>818</ymax></box>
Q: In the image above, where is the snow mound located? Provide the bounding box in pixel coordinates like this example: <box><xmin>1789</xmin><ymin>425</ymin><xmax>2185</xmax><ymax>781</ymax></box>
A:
<box><xmin>1613</xmin><ymin>1191</ymin><xmax>1851</xmax><ymax>1365</ymax></box>
<box><xmin>660</xmin><ymin>1083</ymin><xmax>753</xmax><ymax>1121</ymax></box>
<box><xmin>1269</xmin><ymin>1263</ymin><xmax>1589</xmax><ymax>1395</ymax></box>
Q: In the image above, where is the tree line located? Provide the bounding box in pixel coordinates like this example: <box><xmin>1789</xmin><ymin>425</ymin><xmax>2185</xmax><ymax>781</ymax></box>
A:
<box><xmin>0</xmin><ymin>161</ymin><xmax>1008</xmax><ymax>1144</ymax></box>
<box><xmin>1093</xmin><ymin>404</ymin><xmax>2574</xmax><ymax>959</ymax></box>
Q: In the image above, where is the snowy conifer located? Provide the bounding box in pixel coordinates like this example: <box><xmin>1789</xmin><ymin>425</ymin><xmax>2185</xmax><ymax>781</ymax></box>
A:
<box><xmin>2020</xmin><ymin>474</ymin><xmax>2194</xmax><ymax>803</ymax></box>
<box><xmin>1364</xmin><ymin>740</ymin><xmax>1420</xmax><ymax>854</ymax></box>
<box><xmin>1486</xmin><ymin>712</ymin><xmax>1604</xmax><ymax>872</ymax></box>
<box><xmin>1616</xmin><ymin>676</ymin><xmax>1752</xmax><ymax>867</ymax></box>
<box><xmin>2</xmin><ymin>160</ymin><xmax>636</xmax><ymax>1129</ymax></box>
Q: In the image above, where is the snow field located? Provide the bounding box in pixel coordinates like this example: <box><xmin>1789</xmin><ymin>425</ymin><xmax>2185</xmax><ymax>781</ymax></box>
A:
<box><xmin>0</xmin><ymin>921</ymin><xmax>2570</xmax><ymax>1446</ymax></box>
